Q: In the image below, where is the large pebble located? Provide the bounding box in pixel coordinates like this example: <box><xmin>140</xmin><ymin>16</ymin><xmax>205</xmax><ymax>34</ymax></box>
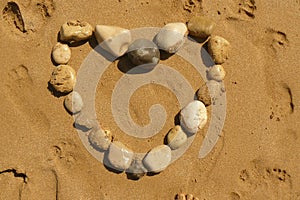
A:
<box><xmin>196</xmin><ymin>84</ymin><xmax>211</xmax><ymax>106</ymax></box>
<box><xmin>126</xmin><ymin>156</ymin><xmax>147</xmax><ymax>179</ymax></box>
<box><xmin>127</xmin><ymin>39</ymin><xmax>160</xmax><ymax>66</ymax></box>
<box><xmin>51</xmin><ymin>42</ymin><xmax>71</xmax><ymax>64</ymax></box>
<box><xmin>49</xmin><ymin>65</ymin><xmax>76</xmax><ymax>93</ymax></box>
<box><xmin>166</xmin><ymin>125</ymin><xmax>187</xmax><ymax>150</ymax></box>
<box><xmin>142</xmin><ymin>145</ymin><xmax>171</xmax><ymax>173</ymax></box>
<box><xmin>180</xmin><ymin>100</ymin><xmax>207</xmax><ymax>134</ymax></box>
<box><xmin>207</xmin><ymin>36</ymin><xmax>230</xmax><ymax>64</ymax></box>
<box><xmin>153</xmin><ymin>22</ymin><xmax>187</xmax><ymax>53</ymax></box>
<box><xmin>64</xmin><ymin>91</ymin><xmax>83</xmax><ymax>114</ymax></box>
<box><xmin>88</xmin><ymin>128</ymin><xmax>112</xmax><ymax>151</ymax></box>
<box><xmin>207</xmin><ymin>64</ymin><xmax>226</xmax><ymax>81</ymax></box>
<box><xmin>60</xmin><ymin>20</ymin><xmax>93</xmax><ymax>43</ymax></box>
<box><xmin>74</xmin><ymin>113</ymin><xmax>96</xmax><ymax>131</ymax></box>
<box><xmin>106</xmin><ymin>141</ymin><xmax>134</xmax><ymax>171</ymax></box>
<box><xmin>187</xmin><ymin>16</ymin><xmax>216</xmax><ymax>39</ymax></box>
<box><xmin>95</xmin><ymin>25</ymin><xmax>131</xmax><ymax>57</ymax></box>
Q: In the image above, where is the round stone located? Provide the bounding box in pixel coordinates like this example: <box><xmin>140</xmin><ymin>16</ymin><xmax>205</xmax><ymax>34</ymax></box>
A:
<box><xmin>153</xmin><ymin>22</ymin><xmax>187</xmax><ymax>53</ymax></box>
<box><xmin>51</xmin><ymin>42</ymin><xmax>71</xmax><ymax>64</ymax></box>
<box><xmin>175</xmin><ymin>194</ymin><xmax>186</xmax><ymax>200</ymax></box>
<box><xmin>60</xmin><ymin>20</ymin><xmax>93</xmax><ymax>43</ymax></box>
<box><xmin>196</xmin><ymin>84</ymin><xmax>211</xmax><ymax>106</ymax></box>
<box><xmin>88</xmin><ymin>128</ymin><xmax>112</xmax><ymax>151</ymax></box>
<box><xmin>166</xmin><ymin>125</ymin><xmax>188</xmax><ymax>150</ymax></box>
<box><xmin>49</xmin><ymin>65</ymin><xmax>76</xmax><ymax>93</ymax></box>
<box><xmin>127</xmin><ymin>39</ymin><xmax>160</xmax><ymax>66</ymax></box>
<box><xmin>180</xmin><ymin>100</ymin><xmax>207</xmax><ymax>134</ymax></box>
<box><xmin>207</xmin><ymin>64</ymin><xmax>226</xmax><ymax>81</ymax></box>
<box><xmin>106</xmin><ymin>141</ymin><xmax>134</xmax><ymax>171</ymax></box>
<box><xmin>64</xmin><ymin>91</ymin><xmax>83</xmax><ymax>114</ymax></box>
<box><xmin>142</xmin><ymin>145</ymin><xmax>171</xmax><ymax>173</ymax></box>
<box><xmin>126</xmin><ymin>157</ymin><xmax>147</xmax><ymax>179</ymax></box>
<box><xmin>187</xmin><ymin>16</ymin><xmax>216</xmax><ymax>39</ymax></box>
<box><xmin>207</xmin><ymin>35</ymin><xmax>230</xmax><ymax>64</ymax></box>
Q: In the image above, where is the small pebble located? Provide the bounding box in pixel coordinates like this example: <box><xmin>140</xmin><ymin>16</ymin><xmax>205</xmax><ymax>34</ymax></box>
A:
<box><xmin>106</xmin><ymin>141</ymin><xmax>134</xmax><ymax>171</ymax></box>
<box><xmin>64</xmin><ymin>91</ymin><xmax>83</xmax><ymax>114</ymax></box>
<box><xmin>166</xmin><ymin>125</ymin><xmax>188</xmax><ymax>150</ymax></box>
<box><xmin>207</xmin><ymin>35</ymin><xmax>230</xmax><ymax>64</ymax></box>
<box><xmin>88</xmin><ymin>128</ymin><xmax>112</xmax><ymax>151</ymax></box>
<box><xmin>51</xmin><ymin>42</ymin><xmax>71</xmax><ymax>64</ymax></box>
<box><xmin>49</xmin><ymin>65</ymin><xmax>76</xmax><ymax>93</ymax></box>
<box><xmin>153</xmin><ymin>22</ymin><xmax>187</xmax><ymax>53</ymax></box>
<box><xmin>196</xmin><ymin>84</ymin><xmax>211</xmax><ymax>106</ymax></box>
<box><xmin>126</xmin><ymin>156</ymin><xmax>147</xmax><ymax>179</ymax></box>
<box><xmin>207</xmin><ymin>64</ymin><xmax>226</xmax><ymax>81</ymax></box>
<box><xmin>142</xmin><ymin>145</ymin><xmax>171</xmax><ymax>173</ymax></box>
<box><xmin>186</xmin><ymin>194</ymin><xmax>199</xmax><ymax>200</ymax></box>
<box><xmin>175</xmin><ymin>194</ymin><xmax>186</xmax><ymax>200</ymax></box>
<box><xmin>187</xmin><ymin>16</ymin><xmax>216</xmax><ymax>39</ymax></box>
<box><xmin>74</xmin><ymin>113</ymin><xmax>96</xmax><ymax>131</ymax></box>
<box><xmin>94</xmin><ymin>25</ymin><xmax>131</xmax><ymax>57</ymax></box>
<box><xmin>60</xmin><ymin>20</ymin><xmax>93</xmax><ymax>43</ymax></box>
<box><xmin>180</xmin><ymin>100</ymin><xmax>207</xmax><ymax>134</ymax></box>
<box><xmin>127</xmin><ymin>39</ymin><xmax>160</xmax><ymax>66</ymax></box>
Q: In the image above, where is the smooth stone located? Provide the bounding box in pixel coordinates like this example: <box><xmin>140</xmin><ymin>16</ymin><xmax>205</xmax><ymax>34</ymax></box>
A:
<box><xmin>186</xmin><ymin>194</ymin><xmax>199</xmax><ymax>200</ymax></box>
<box><xmin>127</xmin><ymin>39</ymin><xmax>160</xmax><ymax>66</ymax></box>
<box><xmin>126</xmin><ymin>156</ymin><xmax>147</xmax><ymax>179</ymax></box>
<box><xmin>94</xmin><ymin>25</ymin><xmax>131</xmax><ymax>57</ymax></box>
<box><xmin>196</xmin><ymin>84</ymin><xmax>211</xmax><ymax>106</ymax></box>
<box><xmin>187</xmin><ymin>16</ymin><xmax>216</xmax><ymax>39</ymax></box>
<box><xmin>60</xmin><ymin>20</ymin><xmax>93</xmax><ymax>43</ymax></box>
<box><xmin>88</xmin><ymin>128</ymin><xmax>112</xmax><ymax>151</ymax></box>
<box><xmin>207</xmin><ymin>36</ymin><xmax>230</xmax><ymax>64</ymax></box>
<box><xmin>49</xmin><ymin>65</ymin><xmax>76</xmax><ymax>93</ymax></box>
<box><xmin>153</xmin><ymin>22</ymin><xmax>187</xmax><ymax>53</ymax></box>
<box><xmin>166</xmin><ymin>125</ymin><xmax>187</xmax><ymax>150</ymax></box>
<box><xmin>74</xmin><ymin>113</ymin><xmax>96</xmax><ymax>131</ymax></box>
<box><xmin>175</xmin><ymin>194</ymin><xmax>186</xmax><ymax>200</ymax></box>
<box><xmin>51</xmin><ymin>42</ymin><xmax>71</xmax><ymax>64</ymax></box>
<box><xmin>207</xmin><ymin>64</ymin><xmax>226</xmax><ymax>81</ymax></box>
<box><xmin>180</xmin><ymin>100</ymin><xmax>207</xmax><ymax>134</ymax></box>
<box><xmin>107</xmin><ymin>141</ymin><xmax>134</xmax><ymax>171</ymax></box>
<box><xmin>64</xmin><ymin>91</ymin><xmax>83</xmax><ymax>114</ymax></box>
<box><xmin>142</xmin><ymin>145</ymin><xmax>171</xmax><ymax>173</ymax></box>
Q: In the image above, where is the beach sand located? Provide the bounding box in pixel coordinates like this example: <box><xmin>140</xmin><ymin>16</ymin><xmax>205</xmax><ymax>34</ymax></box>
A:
<box><xmin>0</xmin><ymin>0</ymin><xmax>299</xmax><ymax>199</ymax></box>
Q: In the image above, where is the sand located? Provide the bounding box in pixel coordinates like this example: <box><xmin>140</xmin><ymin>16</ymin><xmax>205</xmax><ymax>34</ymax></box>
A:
<box><xmin>0</xmin><ymin>0</ymin><xmax>299</xmax><ymax>199</ymax></box>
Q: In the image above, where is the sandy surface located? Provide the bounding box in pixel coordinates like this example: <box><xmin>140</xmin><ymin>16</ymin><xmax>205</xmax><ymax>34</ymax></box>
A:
<box><xmin>0</xmin><ymin>0</ymin><xmax>300</xmax><ymax>199</ymax></box>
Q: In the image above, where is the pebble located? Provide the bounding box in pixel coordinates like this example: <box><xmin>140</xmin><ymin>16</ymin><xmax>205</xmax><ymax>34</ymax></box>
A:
<box><xmin>106</xmin><ymin>141</ymin><xmax>134</xmax><ymax>171</ymax></box>
<box><xmin>153</xmin><ymin>22</ymin><xmax>187</xmax><ymax>53</ymax></box>
<box><xmin>126</xmin><ymin>157</ymin><xmax>147</xmax><ymax>179</ymax></box>
<box><xmin>51</xmin><ymin>42</ymin><xmax>71</xmax><ymax>64</ymax></box>
<box><xmin>175</xmin><ymin>194</ymin><xmax>186</xmax><ymax>200</ymax></box>
<box><xmin>60</xmin><ymin>20</ymin><xmax>93</xmax><ymax>43</ymax></box>
<box><xmin>94</xmin><ymin>25</ymin><xmax>131</xmax><ymax>57</ymax></box>
<box><xmin>142</xmin><ymin>145</ymin><xmax>171</xmax><ymax>173</ymax></box>
<box><xmin>180</xmin><ymin>100</ymin><xmax>207</xmax><ymax>134</ymax></box>
<box><xmin>207</xmin><ymin>64</ymin><xmax>226</xmax><ymax>81</ymax></box>
<box><xmin>196</xmin><ymin>84</ymin><xmax>211</xmax><ymax>106</ymax></box>
<box><xmin>74</xmin><ymin>113</ymin><xmax>96</xmax><ymax>131</ymax></box>
<box><xmin>175</xmin><ymin>194</ymin><xmax>199</xmax><ymax>200</ymax></box>
<box><xmin>49</xmin><ymin>65</ymin><xmax>76</xmax><ymax>93</ymax></box>
<box><xmin>64</xmin><ymin>91</ymin><xmax>83</xmax><ymax>114</ymax></box>
<box><xmin>207</xmin><ymin>35</ymin><xmax>230</xmax><ymax>64</ymax></box>
<box><xmin>88</xmin><ymin>128</ymin><xmax>112</xmax><ymax>151</ymax></box>
<box><xmin>166</xmin><ymin>125</ymin><xmax>188</xmax><ymax>150</ymax></box>
<box><xmin>127</xmin><ymin>39</ymin><xmax>160</xmax><ymax>66</ymax></box>
<box><xmin>187</xmin><ymin>16</ymin><xmax>216</xmax><ymax>39</ymax></box>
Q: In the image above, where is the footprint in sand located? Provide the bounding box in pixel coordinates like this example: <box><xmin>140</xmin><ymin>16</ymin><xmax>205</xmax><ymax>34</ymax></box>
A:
<box><xmin>238</xmin><ymin>0</ymin><xmax>256</xmax><ymax>19</ymax></box>
<box><xmin>36</xmin><ymin>0</ymin><xmax>55</xmax><ymax>18</ymax></box>
<box><xmin>182</xmin><ymin>0</ymin><xmax>202</xmax><ymax>14</ymax></box>
<box><xmin>265</xmin><ymin>29</ymin><xmax>289</xmax><ymax>53</ymax></box>
<box><xmin>49</xmin><ymin>141</ymin><xmax>77</xmax><ymax>168</ymax></box>
<box><xmin>2</xmin><ymin>1</ymin><xmax>26</xmax><ymax>33</ymax></box>
<box><xmin>235</xmin><ymin>159</ymin><xmax>293</xmax><ymax>200</ymax></box>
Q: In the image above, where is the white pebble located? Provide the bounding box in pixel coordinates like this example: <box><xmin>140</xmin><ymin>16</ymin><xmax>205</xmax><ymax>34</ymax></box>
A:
<box><xmin>94</xmin><ymin>25</ymin><xmax>131</xmax><ymax>57</ymax></box>
<box><xmin>64</xmin><ymin>91</ymin><xmax>83</xmax><ymax>114</ymax></box>
<box><xmin>153</xmin><ymin>22</ymin><xmax>187</xmax><ymax>53</ymax></box>
<box><xmin>166</xmin><ymin>125</ymin><xmax>187</xmax><ymax>150</ymax></box>
<box><xmin>60</xmin><ymin>20</ymin><xmax>93</xmax><ymax>43</ymax></box>
<box><xmin>106</xmin><ymin>141</ymin><xmax>134</xmax><ymax>171</ymax></box>
<box><xmin>180</xmin><ymin>100</ymin><xmax>207</xmax><ymax>134</ymax></box>
<box><xmin>207</xmin><ymin>65</ymin><xmax>226</xmax><ymax>82</ymax></box>
<box><xmin>74</xmin><ymin>113</ymin><xmax>96</xmax><ymax>130</ymax></box>
<box><xmin>207</xmin><ymin>35</ymin><xmax>230</xmax><ymax>64</ymax></box>
<box><xmin>51</xmin><ymin>42</ymin><xmax>71</xmax><ymax>64</ymax></box>
<box><xmin>88</xmin><ymin>129</ymin><xmax>112</xmax><ymax>151</ymax></box>
<box><xmin>142</xmin><ymin>145</ymin><xmax>171</xmax><ymax>173</ymax></box>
